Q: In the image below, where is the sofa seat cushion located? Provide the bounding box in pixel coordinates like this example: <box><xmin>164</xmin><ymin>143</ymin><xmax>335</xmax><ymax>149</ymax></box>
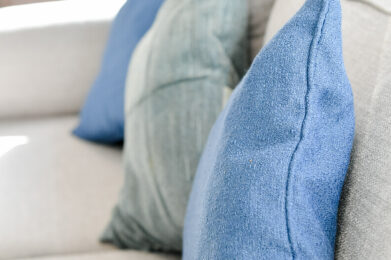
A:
<box><xmin>0</xmin><ymin>116</ymin><xmax>123</xmax><ymax>259</ymax></box>
<box><xmin>18</xmin><ymin>251</ymin><xmax>180</xmax><ymax>260</ymax></box>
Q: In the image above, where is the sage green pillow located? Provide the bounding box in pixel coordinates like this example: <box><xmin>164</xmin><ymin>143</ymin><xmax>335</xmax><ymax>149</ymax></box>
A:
<box><xmin>101</xmin><ymin>0</ymin><xmax>249</xmax><ymax>252</ymax></box>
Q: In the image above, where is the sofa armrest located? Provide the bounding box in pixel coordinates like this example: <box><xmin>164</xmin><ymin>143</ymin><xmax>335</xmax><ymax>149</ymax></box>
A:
<box><xmin>0</xmin><ymin>0</ymin><xmax>125</xmax><ymax>119</ymax></box>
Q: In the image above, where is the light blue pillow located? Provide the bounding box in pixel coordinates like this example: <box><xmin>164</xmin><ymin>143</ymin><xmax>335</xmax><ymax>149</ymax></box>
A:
<box><xmin>101</xmin><ymin>0</ymin><xmax>248</xmax><ymax>252</ymax></box>
<box><xmin>183</xmin><ymin>0</ymin><xmax>355</xmax><ymax>259</ymax></box>
<box><xmin>73</xmin><ymin>0</ymin><xmax>163</xmax><ymax>143</ymax></box>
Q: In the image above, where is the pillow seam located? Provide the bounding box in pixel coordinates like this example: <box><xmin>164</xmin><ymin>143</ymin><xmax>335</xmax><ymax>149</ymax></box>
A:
<box><xmin>284</xmin><ymin>1</ymin><xmax>331</xmax><ymax>259</ymax></box>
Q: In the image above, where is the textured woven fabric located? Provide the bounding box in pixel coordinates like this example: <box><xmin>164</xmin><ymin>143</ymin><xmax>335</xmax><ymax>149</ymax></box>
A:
<box><xmin>101</xmin><ymin>0</ymin><xmax>248</xmax><ymax>252</ymax></box>
<box><xmin>336</xmin><ymin>8</ymin><xmax>391</xmax><ymax>260</ymax></box>
<box><xmin>264</xmin><ymin>0</ymin><xmax>391</xmax><ymax>258</ymax></box>
<box><xmin>73</xmin><ymin>0</ymin><xmax>163</xmax><ymax>143</ymax></box>
<box><xmin>337</xmin><ymin>50</ymin><xmax>391</xmax><ymax>259</ymax></box>
<box><xmin>183</xmin><ymin>0</ymin><xmax>355</xmax><ymax>259</ymax></box>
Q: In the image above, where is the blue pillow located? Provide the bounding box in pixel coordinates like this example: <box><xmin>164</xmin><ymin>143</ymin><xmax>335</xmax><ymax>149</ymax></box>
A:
<box><xmin>183</xmin><ymin>0</ymin><xmax>355</xmax><ymax>259</ymax></box>
<box><xmin>73</xmin><ymin>0</ymin><xmax>163</xmax><ymax>143</ymax></box>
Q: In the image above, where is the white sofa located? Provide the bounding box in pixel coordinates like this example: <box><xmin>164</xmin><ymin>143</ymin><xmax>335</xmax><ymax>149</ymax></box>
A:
<box><xmin>0</xmin><ymin>1</ymin><xmax>180</xmax><ymax>259</ymax></box>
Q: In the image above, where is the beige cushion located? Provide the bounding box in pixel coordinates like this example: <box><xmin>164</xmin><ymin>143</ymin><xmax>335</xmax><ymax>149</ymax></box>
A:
<box><xmin>0</xmin><ymin>116</ymin><xmax>123</xmax><ymax>259</ymax></box>
<box><xmin>18</xmin><ymin>251</ymin><xmax>180</xmax><ymax>260</ymax></box>
<box><xmin>0</xmin><ymin>0</ymin><xmax>124</xmax><ymax>119</ymax></box>
<box><xmin>264</xmin><ymin>0</ymin><xmax>391</xmax><ymax>258</ymax></box>
<box><xmin>360</xmin><ymin>0</ymin><xmax>391</xmax><ymax>13</ymax></box>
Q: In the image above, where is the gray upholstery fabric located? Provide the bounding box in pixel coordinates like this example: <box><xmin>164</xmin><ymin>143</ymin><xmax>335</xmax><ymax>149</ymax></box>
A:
<box><xmin>264</xmin><ymin>0</ymin><xmax>391</xmax><ymax>258</ymax></box>
<box><xmin>248</xmin><ymin>0</ymin><xmax>275</xmax><ymax>60</ymax></box>
<box><xmin>336</xmin><ymin>16</ymin><xmax>391</xmax><ymax>260</ymax></box>
<box><xmin>102</xmin><ymin>0</ymin><xmax>249</xmax><ymax>252</ymax></box>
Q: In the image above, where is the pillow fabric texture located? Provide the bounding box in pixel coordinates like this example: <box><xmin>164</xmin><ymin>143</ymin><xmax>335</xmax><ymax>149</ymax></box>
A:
<box><xmin>264</xmin><ymin>0</ymin><xmax>391</xmax><ymax>258</ymax></box>
<box><xmin>73</xmin><ymin>0</ymin><xmax>163</xmax><ymax>143</ymax></box>
<box><xmin>101</xmin><ymin>0</ymin><xmax>248</xmax><ymax>252</ymax></box>
<box><xmin>336</xmin><ymin>52</ymin><xmax>391</xmax><ymax>259</ymax></box>
<box><xmin>183</xmin><ymin>0</ymin><xmax>355</xmax><ymax>259</ymax></box>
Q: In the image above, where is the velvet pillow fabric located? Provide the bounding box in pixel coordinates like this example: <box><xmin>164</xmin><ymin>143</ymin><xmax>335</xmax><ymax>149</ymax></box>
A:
<box><xmin>101</xmin><ymin>0</ymin><xmax>248</xmax><ymax>252</ymax></box>
<box><xmin>183</xmin><ymin>0</ymin><xmax>354</xmax><ymax>259</ymax></box>
<box><xmin>73</xmin><ymin>0</ymin><xmax>163</xmax><ymax>143</ymax></box>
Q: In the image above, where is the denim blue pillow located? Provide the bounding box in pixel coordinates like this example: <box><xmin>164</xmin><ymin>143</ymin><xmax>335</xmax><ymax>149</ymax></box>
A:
<box><xmin>183</xmin><ymin>0</ymin><xmax>355</xmax><ymax>259</ymax></box>
<box><xmin>73</xmin><ymin>0</ymin><xmax>163</xmax><ymax>143</ymax></box>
